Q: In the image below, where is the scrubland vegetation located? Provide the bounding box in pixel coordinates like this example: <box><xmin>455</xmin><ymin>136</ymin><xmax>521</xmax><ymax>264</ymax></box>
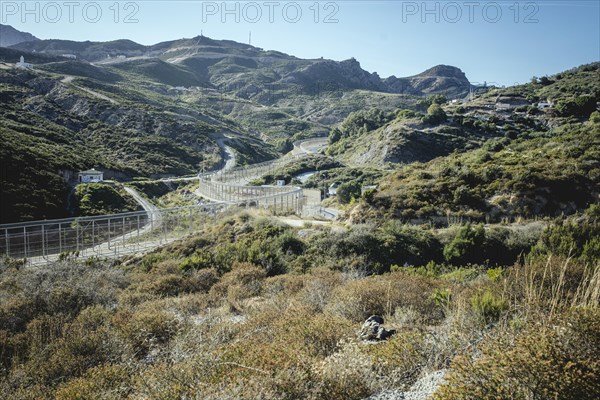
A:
<box><xmin>72</xmin><ymin>183</ymin><xmax>141</xmax><ymax>216</ymax></box>
<box><xmin>0</xmin><ymin>206</ymin><xmax>598</xmax><ymax>399</ymax></box>
<box><xmin>0</xmin><ymin>47</ymin><xmax>598</xmax><ymax>399</ymax></box>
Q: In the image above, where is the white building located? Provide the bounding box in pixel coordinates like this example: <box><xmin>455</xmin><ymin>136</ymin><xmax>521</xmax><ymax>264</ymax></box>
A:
<box><xmin>16</xmin><ymin>56</ymin><xmax>33</xmax><ymax>70</ymax></box>
<box><xmin>62</xmin><ymin>54</ymin><xmax>77</xmax><ymax>59</ymax></box>
<box><xmin>537</xmin><ymin>102</ymin><xmax>553</xmax><ymax>109</ymax></box>
<box><xmin>328</xmin><ymin>183</ymin><xmax>339</xmax><ymax>196</ymax></box>
<box><xmin>276</xmin><ymin>179</ymin><xmax>286</xmax><ymax>187</ymax></box>
<box><xmin>78</xmin><ymin>169</ymin><xmax>104</xmax><ymax>183</ymax></box>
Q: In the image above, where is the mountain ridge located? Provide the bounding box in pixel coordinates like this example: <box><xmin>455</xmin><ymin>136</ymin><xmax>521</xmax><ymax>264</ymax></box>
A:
<box><xmin>0</xmin><ymin>24</ymin><xmax>39</xmax><ymax>47</ymax></box>
<box><xmin>8</xmin><ymin>33</ymin><xmax>472</xmax><ymax>99</ymax></box>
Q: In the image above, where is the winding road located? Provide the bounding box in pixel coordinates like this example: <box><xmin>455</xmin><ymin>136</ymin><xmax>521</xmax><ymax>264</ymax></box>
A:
<box><xmin>4</xmin><ymin>137</ymin><xmax>335</xmax><ymax>266</ymax></box>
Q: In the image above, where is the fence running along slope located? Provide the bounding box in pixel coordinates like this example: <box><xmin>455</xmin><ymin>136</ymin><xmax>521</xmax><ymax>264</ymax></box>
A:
<box><xmin>196</xmin><ymin>153</ymin><xmax>309</xmax><ymax>213</ymax></box>
<box><xmin>0</xmin><ymin>139</ymin><xmax>332</xmax><ymax>265</ymax></box>
<box><xmin>0</xmin><ymin>204</ymin><xmax>223</xmax><ymax>266</ymax></box>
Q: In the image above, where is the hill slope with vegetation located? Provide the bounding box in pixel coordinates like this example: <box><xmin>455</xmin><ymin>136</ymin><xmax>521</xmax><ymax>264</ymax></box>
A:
<box><xmin>0</xmin><ymin>32</ymin><xmax>478</xmax><ymax>224</ymax></box>
<box><xmin>0</xmin><ymin>207</ymin><xmax>598</xmax><ymax>399</ymax></box>
<box><xmin>327</xmin><ymin>63</ymin><xmax>600</xmax><ymax>223</ymax></box>
<box><xmin>0</xmin><ymin>50</ymin><xmax>280</xmax><ymax>223</ymax></box>
<box><xmin>0</xmin><ymin>53</ymin><xmax>598</xmax><ymax>398</ymax></box>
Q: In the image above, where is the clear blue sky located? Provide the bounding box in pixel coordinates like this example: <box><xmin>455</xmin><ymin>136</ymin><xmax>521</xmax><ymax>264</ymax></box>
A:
<box><xmin>2</xmin><ymin>0</ymin><xmax>599</xmax><ymax>85</ymax></box>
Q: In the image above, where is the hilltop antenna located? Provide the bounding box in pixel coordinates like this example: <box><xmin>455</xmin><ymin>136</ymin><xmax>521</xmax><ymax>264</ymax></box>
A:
<box><xmin>201</xmin><ymin>30</ymin><xmax>203</xmax><ymax>37</ymax></box>
<box><xmin>249</xmin><ymin>31</ymin><xmax>252</xmax><ymax>46</ymax></box>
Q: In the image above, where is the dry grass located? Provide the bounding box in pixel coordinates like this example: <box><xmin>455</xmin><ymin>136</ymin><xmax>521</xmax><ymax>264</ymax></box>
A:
<box><xmin>0</xmin><ymin>215</ymin><xmax>598</xmax><ymax>399</ymax></box>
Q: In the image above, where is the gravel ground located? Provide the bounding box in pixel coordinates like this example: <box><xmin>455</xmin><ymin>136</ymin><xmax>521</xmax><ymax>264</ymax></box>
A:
<box><xmin>365</xmin><ymin>370</ymin><xmax>447</xmax><ymax>400</ymax></box>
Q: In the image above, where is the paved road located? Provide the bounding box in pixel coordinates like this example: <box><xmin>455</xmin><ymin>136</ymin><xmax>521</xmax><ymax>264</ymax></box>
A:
<box><xmin>216</xmin><ymin>136</ymin><xmax>237</xmax><ymax>171</ymax></box>
<box><xmin>123</xmin><ymin>186</ymin><xmax>162</xmax><ymax>230</ymax></box>
<box><xmin>292</xmin><ymin>138</ymin><xmax>328</xmax><ymax>155</ymax></box>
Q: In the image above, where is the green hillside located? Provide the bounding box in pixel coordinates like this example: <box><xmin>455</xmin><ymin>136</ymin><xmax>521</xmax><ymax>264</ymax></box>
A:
<box><xmin>344</xmin><ymin>63</ymin><xmax>600</xmax><ymax>223</ymax></box>
<box><xmin>0</xmin><ymin>52</ymin><xmax>278</xmax><ymax>223</ymax></box>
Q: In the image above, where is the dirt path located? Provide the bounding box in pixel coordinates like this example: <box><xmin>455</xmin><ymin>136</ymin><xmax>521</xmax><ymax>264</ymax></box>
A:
<box><xmin>61</xmin><ymin>75</ymin><xmax>119</xmax><ymax>104</ymax></box>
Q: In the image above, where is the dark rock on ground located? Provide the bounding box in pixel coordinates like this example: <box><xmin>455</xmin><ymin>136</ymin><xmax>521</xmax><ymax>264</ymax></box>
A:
<box><xmin>359</xmin><ymin>315</ymin><xmax>397</xmax><ymax>341</ymax></box>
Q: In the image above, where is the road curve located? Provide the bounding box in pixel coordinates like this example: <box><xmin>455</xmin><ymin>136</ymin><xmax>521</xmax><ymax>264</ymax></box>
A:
<box><xmin>123</xmin><ymin>186</ymin><xmax>161</xmax><ymax>231</ymax></box>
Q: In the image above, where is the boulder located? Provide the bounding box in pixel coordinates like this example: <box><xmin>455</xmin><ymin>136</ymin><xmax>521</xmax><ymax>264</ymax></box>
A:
<box><xmin>359</xmin><ymin>315</ymin><xmax>396</xmax><ymax>341</ymax></box>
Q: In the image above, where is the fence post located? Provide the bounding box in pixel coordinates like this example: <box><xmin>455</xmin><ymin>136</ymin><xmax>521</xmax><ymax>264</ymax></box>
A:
<box><xmin>23</xmin><ymin>227</ymin><xmax>28</xmax><ymax>260</ymax></box>
<box><xmin>41</xmin><ymin>225</ymin><xmax>45</xmax><ymax>258</ymax></box>
<box><xmin>56</xmin><ymin>223</ymin><xmax>61</xmax><ymax>255</ymax></box>
<box><xmin>5</xmin><ymin>228</ymin><xmax>9</xmax><ymax>258</ymax></box>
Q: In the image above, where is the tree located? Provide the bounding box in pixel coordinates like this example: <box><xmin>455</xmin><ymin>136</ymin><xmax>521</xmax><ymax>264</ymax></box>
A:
<box><xmin>443</xmin><ymin>223</ymin><xmax>486</xmax><ymax>265</ymax></box>
<box><xmin>328</xmin><ymin>128</ymin><xmax>342</xmax><ymax>144</ymax></box>
<box><xmin>556</xmin><ymin>95</ymin><xmax>597</xmax><ymax>118</ymax></box>
<box><xmin>423</xmin><ymin>103</ymin><xmax>447</xmax><ymax>125</ymax></box>
<box><xmin>430</xmin><ymin>94</ymin><xmax>448</xmax><ymax>105</ymax></box>
<box><xmin>337</xmin><ymin>181</ymin><xmax>361</xmax><ymax>204</ymax></box>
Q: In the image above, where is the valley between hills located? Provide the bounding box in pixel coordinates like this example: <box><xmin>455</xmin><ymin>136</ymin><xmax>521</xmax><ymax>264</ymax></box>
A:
<box><xmin>0</xmin><ymin>24</ymin><xmax>599</xmax><ymax>400</ymax></box>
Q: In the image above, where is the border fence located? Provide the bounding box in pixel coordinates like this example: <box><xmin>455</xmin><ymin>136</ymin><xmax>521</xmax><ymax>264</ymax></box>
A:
<box><xmin>197</xmin><ymin>152</ymin><xmax>308</xmax><ymax>213</ymax></box>
<box><xmin>0</xmin><ymin>139</ymin><xmax>335</xmax><ymax>266</ymax></box>
<box><xmin>0</xmin><ymin>204</ymin><xmax>223</xmax><ymax>265</ymax></box>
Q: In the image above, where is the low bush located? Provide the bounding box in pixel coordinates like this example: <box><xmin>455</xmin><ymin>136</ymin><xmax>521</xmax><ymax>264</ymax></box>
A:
<box><xmin>435</xmin><ymin>309</ymin><xmax>600</xmax><ymax>400</ymax></box>
<box><xmin>470</xmin><ymin>290</ymin><xmax>507</xmax><ymax>325</ymax></box>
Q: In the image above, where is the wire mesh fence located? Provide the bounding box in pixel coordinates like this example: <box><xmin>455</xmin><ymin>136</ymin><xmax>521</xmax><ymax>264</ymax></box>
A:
<box><xmin>0</xmin><ymin>204</ymin><xmax>224</xmax><ymax>265</ymax></box>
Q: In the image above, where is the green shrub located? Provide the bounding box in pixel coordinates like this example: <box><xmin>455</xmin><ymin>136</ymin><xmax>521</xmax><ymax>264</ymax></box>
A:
<box><xmin>337</xmin><ymin>181</ymin><xmax>362</xmax><ymax>204</ymax></box>
<box><xmin>435</xmin><ymin>309</ymin><xmax>600</xmax><ymax>400</ymax></box>
<box><xmin>470</xmin><ymin>290</ymin><xmax>507</xmax><ymax>325</ymax></box>
<box><xmin>443</xmin><ymin>224</ymin><xmax>486</xmax><ymax>265</ymax></box>
<box><xmin>73</xmin><ymin>183</ymin><xmax>140</xmax><ymax>216</ymax></box>
<box><xmin>423</xmin><ymin>103</ymin><xmax>447</xmax><ymax>125</ymax></box>
<box><xmin>529</xmin><ymin>210</ymin><xmax>600</xmax><ymax>261</ymax></box>
<box><xmin>179</xmin><ymin>250</ymin><xmax>214</xmax><ymax>272</ymax></box>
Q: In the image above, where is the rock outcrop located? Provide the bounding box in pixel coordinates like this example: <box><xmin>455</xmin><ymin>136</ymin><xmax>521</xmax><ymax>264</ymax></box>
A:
<box><xmin>359</xmin><ymin>315</ymin><xmax>396</xmax><ymax>341</ymax></box>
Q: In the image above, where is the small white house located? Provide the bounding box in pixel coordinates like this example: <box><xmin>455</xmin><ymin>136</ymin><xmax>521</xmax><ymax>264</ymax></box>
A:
<box><xmin>62</xmin><ymin>54</ymin><xmax>77</xmax><ymax>59</ymax></box>
<box><xmin>328</xmin><ymin>183</ymin><xmax>339</xmax><ymax>196</ymax></box>
<box><xmin>276</xmin><ymin>179</ymin><xmax>286</xmax><ymax>187</ymax></box>
<box><xmin>495</xmin><ymin>102</ymin><xmax>512</xmax><ymax>110</ymax></box>
<box><xmin>78</xmin><ymin>169</ymin><xmax>104</xmax><ymax>183</ymax></box>
<box><xmin>16</xmin><ymin>56</ymin><xmax>33</xmax><ymax>70</ymax></box>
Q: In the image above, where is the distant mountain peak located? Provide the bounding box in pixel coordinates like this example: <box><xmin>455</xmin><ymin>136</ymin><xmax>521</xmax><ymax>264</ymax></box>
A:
<box><xmin>0</xmin><ymin>24</ymin><xmax>39</xmax><ymax>47</ymax></box>
<box><xmin>7</xmin><ymin>33</ymin><xmax>472</xmax><ymax>98</ymax></box>
<box><xmin>416</xmin><ymin>65</ymin><xmax>467</xmax><ymax>79</ymax></box>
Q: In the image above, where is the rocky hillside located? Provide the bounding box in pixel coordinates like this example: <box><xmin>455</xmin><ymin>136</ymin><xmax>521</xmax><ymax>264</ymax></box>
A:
<box><xmin>9</xmin><ymin>35</ymin><xmax>472</xmax><ymax>101</ymax></box>
<box><xmin>0</xmin><ymin>47</ymin><xmax>279</xmax><ymax>223</ymax></box>
<box><xmin>0</xmin><ymin>24</ymin><xmax>38</xmax><ymax>47</ymax></box>
<box><xmin>384</xmin><ymin>65</ymin><xmax>471</xmax><ymax>98</ymax></box>
<box><xmin>344</xmin><ymin>63</ymin><xmax>600</xmax><ymax>224</ymax></box>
